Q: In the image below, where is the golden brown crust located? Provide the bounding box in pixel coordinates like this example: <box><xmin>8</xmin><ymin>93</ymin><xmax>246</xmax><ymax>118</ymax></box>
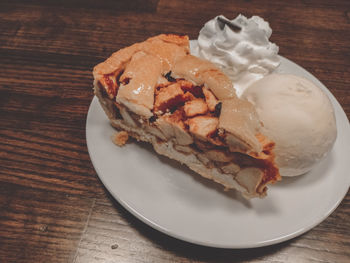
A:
<box><xmin>93</xmin><ymin>34</ymin><xmax>190</xmax><ymax>79</ymax></box>
<box><xmin>219</xmin><ymin>97</ymin><xmax>262</xmax><ymax>154</ymax></box>
<box><xmin>172</xmin><ymin>55</ymin><xmax>236</xmax><ymax>99</ymax></box>
<box><xmin>148</xmin><ymin>34</ymin><xmax>190</xmax><ymax>48</ymax></box>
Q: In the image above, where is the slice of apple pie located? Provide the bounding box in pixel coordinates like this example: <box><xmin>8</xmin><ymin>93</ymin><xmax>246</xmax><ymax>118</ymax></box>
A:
<box><xmin>93</xmin><ymin>34</ymin><xmax>280</xmax><ymax>198</ymax></box>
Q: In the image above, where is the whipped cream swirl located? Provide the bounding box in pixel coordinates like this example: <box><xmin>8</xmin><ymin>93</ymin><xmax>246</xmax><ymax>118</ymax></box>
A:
<box><xmin>192</xmin><ymin>14</ymin><xmax>280</xmax><ymax>96</ymax></box>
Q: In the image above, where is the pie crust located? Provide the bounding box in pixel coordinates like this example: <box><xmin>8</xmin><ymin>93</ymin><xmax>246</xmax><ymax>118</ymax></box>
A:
<box><xmin>93</xmin><ymin>34</ymin><xmax>280</xmax><ymax>198</ymax></box>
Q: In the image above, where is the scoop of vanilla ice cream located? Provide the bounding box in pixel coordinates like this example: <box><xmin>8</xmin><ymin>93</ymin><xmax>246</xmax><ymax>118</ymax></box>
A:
<box><xmin>242</xmin><ymin>74</ymin><xmax>337</xmax><ymax>177</ymax></box>
<box><xmin>192</xmin><ymin>14</ymin><xmax>280</xmax><ymax>96</ymax></box>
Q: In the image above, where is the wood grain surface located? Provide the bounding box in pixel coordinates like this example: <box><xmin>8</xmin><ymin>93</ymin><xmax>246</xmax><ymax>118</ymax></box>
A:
<box><xmin>0</xmin><ymin>0</ymin><xmax>349</xmax><ymax>262</ymax></box>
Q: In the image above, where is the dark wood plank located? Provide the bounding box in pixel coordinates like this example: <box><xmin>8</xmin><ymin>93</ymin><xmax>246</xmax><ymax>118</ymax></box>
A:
<box><xmin>0</xmin><ymin>0</ymin><xmax>349</xmax><ymax>262</ymax></box>
<box><xmin>0</xmin><ymin>182</ymin><xmax>95</xmax><ymax>263</ymax></box>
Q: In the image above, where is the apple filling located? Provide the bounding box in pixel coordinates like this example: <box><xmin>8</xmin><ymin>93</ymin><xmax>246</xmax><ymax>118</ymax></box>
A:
<box><xmin>93</xmin><ymin>34</ymin><xmax>280</xmax><ymax>198</ymax></box>
<box><xmin>97</xmin><ymin>70</ymin><xmax>279</xmax><ymax>196</ymax></box>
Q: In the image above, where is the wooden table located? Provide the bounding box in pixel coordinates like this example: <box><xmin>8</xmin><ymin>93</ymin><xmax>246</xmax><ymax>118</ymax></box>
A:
<box><xmin>1</xmin><ymin>1</ymin><xmax>349</xmax><ymax>262</ymax></box>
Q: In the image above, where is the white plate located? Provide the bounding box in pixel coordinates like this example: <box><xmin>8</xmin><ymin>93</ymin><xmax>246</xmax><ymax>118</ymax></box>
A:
<box><xmin>86</xmin><ymin>48</ymin><xmax>350</xmax><ymax>248</ymax></box>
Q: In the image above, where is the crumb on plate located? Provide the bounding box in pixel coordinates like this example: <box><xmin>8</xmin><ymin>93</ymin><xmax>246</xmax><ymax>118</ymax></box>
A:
<box><xmin>112</xmin><ymin>131</ymin><xmax>129</xmax><ymax>146</ymax></box>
